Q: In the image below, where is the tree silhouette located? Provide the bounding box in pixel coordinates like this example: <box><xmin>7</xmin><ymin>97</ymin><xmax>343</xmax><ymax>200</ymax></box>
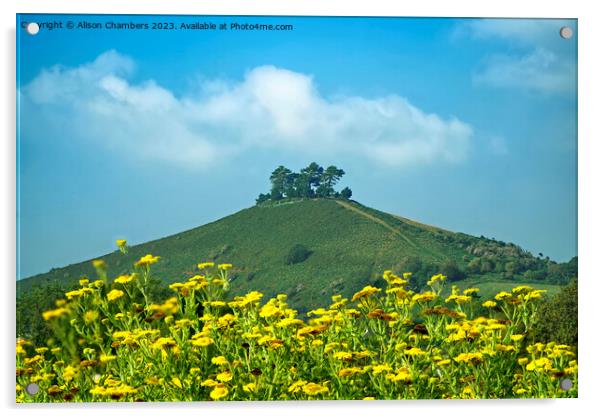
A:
<box><xmin>319</xmin><ymin>166</ymin><xmax>345</xmax><ymax>197</ymax></box>
<box><xmin>340</xmin><ymin>187</ymin><xmax>352</xmax><ymax>200</ymax></box>
<box><xmin>300</xmin><ymin>162</ymin><xmax>324</xmax><ymax>197</ymax></box>
<box><xmin>269</xmin><ymin>166</ymin><xmax>292</xmax><ymax>200</ymax></box>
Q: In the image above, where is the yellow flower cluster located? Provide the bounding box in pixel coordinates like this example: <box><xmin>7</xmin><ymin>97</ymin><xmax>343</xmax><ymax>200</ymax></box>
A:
<box><xmin>134</xmin><ymin>254</ymin><xmax>160</xmax><ymax>267</ymax></box>
<box><xmin>16</xmin><ymin>256</ymin><xmax>577</xmax><ymax>403</ymax></box>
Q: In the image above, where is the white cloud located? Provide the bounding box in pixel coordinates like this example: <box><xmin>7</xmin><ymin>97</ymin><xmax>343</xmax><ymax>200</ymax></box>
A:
<box><xmin>474</xmin><ymin>48</ymin><xmax>574</xmax><ymax>93</ymax></box>
<box><xmin>21</xmin><ymin>50</ymin><xmax>473</xmax><ymax>169</ymax></box>
<box><xmin>459</xmin><ymin>19</ymin><xmax>576</xmax><ymax>94</ymax></box>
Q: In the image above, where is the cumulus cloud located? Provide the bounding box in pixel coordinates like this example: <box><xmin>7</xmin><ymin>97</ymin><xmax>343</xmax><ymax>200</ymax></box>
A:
<box><xmin>460</xmin><ymin>19</ymin><xmax>576</xmax><ymax>94</ymax></box>
<box><xmin>21</xmin><ymin>50</ymin><xmax>473</xmax><ymax>169</ymax></box>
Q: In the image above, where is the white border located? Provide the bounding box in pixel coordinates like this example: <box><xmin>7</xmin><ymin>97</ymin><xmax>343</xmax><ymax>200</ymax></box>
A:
<box><xmin>2</xmin><ymin>1</ymin><xmax>601</xmax><ymax>417</ymax></box>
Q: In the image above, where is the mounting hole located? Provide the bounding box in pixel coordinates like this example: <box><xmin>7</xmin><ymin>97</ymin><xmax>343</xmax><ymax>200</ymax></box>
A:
<box><xmin>26</xmin><ymin>22</ymin><xmax>40</xmax><ymax>36</ymax></box>
<box><xmin>560</xmin><ymin>378</ymin><xmax>573</xmax><ymax>391</ymax></box>
<box><xmin>559</xmin><ymin>26</ymin><xmax>573</xmax><ymax>39</ymax></box>
<box><xmin>25</xmin><ymin>382</ymin><xmax>39</xmax><ymax>396</ymax></box>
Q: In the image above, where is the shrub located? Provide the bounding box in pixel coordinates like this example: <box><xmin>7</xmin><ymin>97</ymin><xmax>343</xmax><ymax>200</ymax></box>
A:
<box><xmin>439</xmin><ymin>259</ymin><xmax>465</xmax><ymax>282</ymax></box>
<box><xmin>285</xmin><ymin>244</ymin><xmax>312</xmax><ymax>265</ymax></box>
<box><xmin>16</xmin><ymin>282</ymin><xmax>71</xmax><ymax>346</ymax></box>
<box><xmin>532</xmin><ymin>279</ymin><xmax>578</xmax><ymax>347</ymax></box>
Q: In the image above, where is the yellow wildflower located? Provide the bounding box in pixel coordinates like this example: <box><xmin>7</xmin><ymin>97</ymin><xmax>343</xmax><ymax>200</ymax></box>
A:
<box><xmin>276</xmin><ymin>317</ymin><xmax>304</xmax><ymax>328</ymax></box>
<box><xmin>114</xmin><ymin>274</ymin><xmax>135</xmax><ymax>284</ymax></box>
<box><xmin>83</xmin><ymin>310</ymin><xmax>99</xmax><ymax>324</ymax></box>
<box><xmin>107</xmin><ymin>289</ymin><xmax>125</xmax><ymax>302</ymax></box>
<box><xmin>288</xmin><ymin>380</ymin><xmax>307</xmax><ymax>394</ymax></box>
<box><xmin>494</xmin><ymin>291</ymin><xmax>512</xmax><ymax>301</ymax></box>
<box><xmin>243</xmin><ymin>382</ymin><xmax>257</xmax><ymax>393</ymax></box>
<box><xmin>404</xmin><ymin>347</ymin><xmax>427</xmax><ymax>356</ymax></box>
<box><xmin>463</xmin><ymin>288</ymin><xmax>480</xmax><ymax>296</ymax></box>
<box><xmin>412</xmin><ymin>291</ymin><xmax>437</xmax><ymax>303</ymax></box>
<box><xmin>92</xmin><ymin>259</ymin><xmax>106</xmax><ymax>269</ymax></box>
<box><xmin>526</xmin><ymin>357</ymin><xmax>553</xmax><ymax>372</ymax></box>
<box><xmin>372</xmin><ymin>364</ymin><xmax>393</xmax><ymax>375</ymax></box>
<box><xmin>172</xmin><ymin>377</ymin><xmax>183</xmax><ymax>389</ymax></box>
<box><xmin>512</xmin><ymin>285</ymin><xmax>534</xmax><ymax>294</ymax></box>
<box><xmin>427</xmin><ymin>274</ymin><xmax>446</xmax><ymax>286</ymax></box>
<box><xmin>150</xmin><ymin>337</ymin><xmax>176</xmax><ymax>350</ymax></box>
<box><xmin>333</xmin><ymin>351</ymin><xmax>353</xmax><ymax>361</ymax></box>
<box><xmin>385</xmin><ymin>369</ymin><xmax>412</xmax><ymax>382</ymax></box>
<box><xmin>99</xmin><ymin>354</ymin><xmax>117</xmax><ymax>364</ymax></box>
<box><xmin>259</xmin><ymin>301</ymin><xmax>283</xmax><ymax>319</ymax></box>
<box><xmin>445</xmin><ymin>294</ymin><xmax>472</xmax><ymax>304</ymax></box>
<box><xmin>382</xmin><ymin>270</ymin><xmax>408</xmax><ymax>286</ymax></box>
<box><xmin>190</xmin><ymin>333</ymin><xmax>213</xmax><ymax>347</ymax></box>
<box><xmin>211</xmin><ymin>356</ymin><xmax>229</xmax><ymax>366</ymax></box>
<box><xmin>302</xmin><ymin>382</ymin><xmax>329</xmax><ymax>396</ymax></box>
<box><xmin>351</xmin><ymin>285</ymin><xmax>381</xmax><ymax>302</ymax></box>
<box><xmin>201</xmin><ymin>379</ymin><xmax>218</xmax><ymax>387</ymax></box>
<box><xmin>454</xmin><ymin>352</ymin><xmax>483</xmax><ymax>364</ymax></box>
<box><xmin>462</xmin><ymin>386</ymin><xmax>474</xmax><ymax>398</ymax></box>
<box><xmin>210</xmin><ymin>384</ymin><xmax>229</xmax><ymax>400</ymax></box>
<box><xmin>216</xmin><ymin>371</ymin><xmax>233</xmax><ymax>382</ymax></box>
<box><xmin>42</xmin><ymin>307</ymin><xmax>69</xmax><ymax>321</ymax></box>
<box><xmin>525</xmin><ymin>290</ymin><xmax>547</xmax><ymax>301</ymax></box>
<box><xmin>62</xmin><ymin>365</ymin><xmax>78</xmax><ymax>382</ymax></box>
<box><xmin>229</xmin><ymin>291</ymin><xmax>264</xmax><ymax>308</ymax></box>
<box><xmin>135</xmin><ymin>254</ymin><xmax>160</xmax><ymax>267</ymax></box>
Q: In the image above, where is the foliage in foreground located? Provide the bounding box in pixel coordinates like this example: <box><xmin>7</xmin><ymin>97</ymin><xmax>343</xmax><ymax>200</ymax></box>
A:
<box><xmin>16</xmin><ymin>242</ymin><xmax>577</xmax><ymax>402</ymax></box>
<box><xmin>533</xmin><ymin>279</ymin><xmax>578</xmax><ymax>347</ymax></box>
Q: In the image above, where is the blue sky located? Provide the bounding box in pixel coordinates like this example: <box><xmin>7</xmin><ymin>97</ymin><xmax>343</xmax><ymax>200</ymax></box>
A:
<box><xmin>17</xmin><ymin>15</ymin><xmax>577</xmax><ymax>278</ymax></box>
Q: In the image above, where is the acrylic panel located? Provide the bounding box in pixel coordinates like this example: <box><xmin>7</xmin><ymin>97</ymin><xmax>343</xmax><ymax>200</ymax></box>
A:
<box><xmin>16</xmin><ymin>14</ymin><xmax>578</xmax><ymax>402</ymax></box>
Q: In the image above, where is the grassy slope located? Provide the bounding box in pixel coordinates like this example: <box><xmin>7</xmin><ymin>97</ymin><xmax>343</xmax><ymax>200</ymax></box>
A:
<box><xmin>17</xmin><ymin>199</ymin><xmax>562</xmax><ymax>312</ymax></box>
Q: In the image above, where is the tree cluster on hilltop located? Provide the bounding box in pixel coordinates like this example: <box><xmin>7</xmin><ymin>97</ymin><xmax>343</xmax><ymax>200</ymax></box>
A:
<box><xmin>256</xmin><ymin>162</ymin><xmax>352</xmax><ymax>204</ymax></box>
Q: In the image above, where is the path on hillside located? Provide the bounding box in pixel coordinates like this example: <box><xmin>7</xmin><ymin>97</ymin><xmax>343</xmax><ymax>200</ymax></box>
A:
<box><xmin>390</xmin><ymin>214</ymin><xmax>451</xmax><ymax>235</ymax></box>
<box><xmin>335</xmin><ymin>201</ymin><xmax>418</xmax><ymax>249</ymax></box>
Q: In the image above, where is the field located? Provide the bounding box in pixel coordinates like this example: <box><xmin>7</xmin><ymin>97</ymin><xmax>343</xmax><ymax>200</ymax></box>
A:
<box><xmin>16</xmin><ymin>248</ymin><xmax>577</xmax><ymax>402</ymax></box>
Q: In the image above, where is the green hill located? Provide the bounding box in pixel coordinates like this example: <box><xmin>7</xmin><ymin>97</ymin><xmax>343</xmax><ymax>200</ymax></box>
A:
<box><xmin>18</xmin><ymin>198</ymin><xmax>576</xmax><ymax>314</ymax></box>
